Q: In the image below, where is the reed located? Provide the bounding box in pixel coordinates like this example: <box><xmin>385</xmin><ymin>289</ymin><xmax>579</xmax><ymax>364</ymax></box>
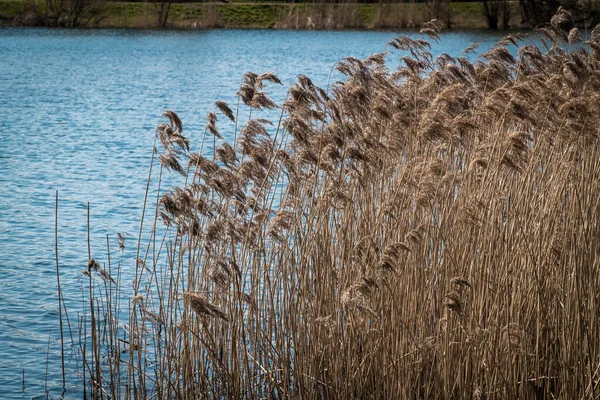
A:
<box><xmin>68</xmin><ymin>8</ymin><xmax>600</xmax><ymax>399</ymax></box>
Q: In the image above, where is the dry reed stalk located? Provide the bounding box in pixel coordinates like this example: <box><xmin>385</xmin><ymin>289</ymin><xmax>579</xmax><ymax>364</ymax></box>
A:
<box><xmin>54</xmin><ymin>191</ymin><xmax>66</xmax><ymax>396</ymax></box>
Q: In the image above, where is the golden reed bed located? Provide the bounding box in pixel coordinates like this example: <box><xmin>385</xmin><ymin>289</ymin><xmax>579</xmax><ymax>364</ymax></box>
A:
<box><xmin>66</xmin><ymin>9</ymin><xmax>600</xmax><ymax>399</ymax></box>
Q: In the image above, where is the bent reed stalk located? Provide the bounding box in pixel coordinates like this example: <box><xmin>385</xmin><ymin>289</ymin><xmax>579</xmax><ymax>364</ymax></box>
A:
<box><xmin>70</xmin><ymin>9</ymin><xmax>600</xmax><ymax>399</ymax></box>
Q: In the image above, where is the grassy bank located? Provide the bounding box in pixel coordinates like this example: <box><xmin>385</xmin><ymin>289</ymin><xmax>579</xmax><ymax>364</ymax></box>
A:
<box><xmin>0</xmin><ymin>0</ymin><xmax>523</xmax><ymax>29</ymax></box>
<box><xmin>56</xmin><ymin>9</ymin><xmax>600</xmax><ymax>399</ymax></box>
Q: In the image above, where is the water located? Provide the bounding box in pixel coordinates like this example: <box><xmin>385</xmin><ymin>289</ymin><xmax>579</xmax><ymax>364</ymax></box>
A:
<box><xmin>0</xmin><ymin>27</ymin><xmax>506</xmax><ymax>398</ymax></box>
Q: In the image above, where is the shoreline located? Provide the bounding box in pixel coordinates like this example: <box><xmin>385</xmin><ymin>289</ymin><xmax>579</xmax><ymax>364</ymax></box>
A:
<box><xmin>0</xmin><ymin>1</ymin><xmax>525</xmax><ymax>30</ymax></box>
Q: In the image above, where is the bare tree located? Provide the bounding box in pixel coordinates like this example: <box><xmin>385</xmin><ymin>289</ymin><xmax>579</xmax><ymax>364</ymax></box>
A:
<box><xmin>519</xmin><ymin>0</ymin><xmax>559</xmax><ymax>26</ymax></box>
<box><xmin>562</xmin><ymin>0</ymin><xmax>600</xmax><ymax>28</ymax></box>
<box><xmin>483</xmin><ymin>0</ymin><xmax>510</xmax><ymax>29</ymax></box>
<box><xmin>427</xmin><ymin>0</ymin><xmax>450</xmax><ymax>27</ymax></box>
<box><xmin>44</xmin><ymin>0</ymin><xmax>104</xmax><ymax>27</ymax></box>
<box><xmin>156</xmin><ymin>0</ymin><xmax>172</xmax><ymax>28</ymax></box>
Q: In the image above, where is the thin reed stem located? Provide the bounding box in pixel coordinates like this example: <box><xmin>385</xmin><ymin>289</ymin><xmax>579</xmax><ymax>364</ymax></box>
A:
<box><xmin>54</xmin><ymin>190</ymin><xmax>66</xmax><ymax>395</ymax></box>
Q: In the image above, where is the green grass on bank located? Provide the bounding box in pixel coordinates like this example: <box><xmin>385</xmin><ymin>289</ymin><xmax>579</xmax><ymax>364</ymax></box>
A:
<box><xmin>0</xmin><ymin>0</ymin><xmax>26</xmax><ymax>18</ymax></box>
<box><xmin>0</xmin><ymin>0</ymin><xmax>515</xmax><ymax>29</ymax></box>
<box><xmin>219</xmin><ymin>4</ymin><xmax>277</xmax><ymax>28</ymax></box>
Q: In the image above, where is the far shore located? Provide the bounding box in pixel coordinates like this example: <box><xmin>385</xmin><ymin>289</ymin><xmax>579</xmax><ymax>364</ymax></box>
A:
<box><xmin>0</xmin><ymin>1</ymin><xmax>527</xmax><ymax>30</ymax></box>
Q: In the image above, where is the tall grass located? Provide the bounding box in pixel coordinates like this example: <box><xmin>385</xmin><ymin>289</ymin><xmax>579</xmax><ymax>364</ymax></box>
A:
<box><xmin>71</xmin><ymin>9</ymin><xmax>600</xmax><ymax>399</ymax></box>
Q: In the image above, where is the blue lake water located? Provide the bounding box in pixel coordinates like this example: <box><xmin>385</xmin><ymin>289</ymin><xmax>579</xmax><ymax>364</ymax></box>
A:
<box><xmin>0</xmin><ymin>27</ymin><xmax>507</xmax><ymax>398</ymax></box>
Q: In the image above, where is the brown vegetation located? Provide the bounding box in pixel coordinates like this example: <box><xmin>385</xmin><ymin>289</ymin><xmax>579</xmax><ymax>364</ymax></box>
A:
<box><xmin>71</xmin><ymin>9</ymin><xmax>600</xmax><ymax>399</ymax></box>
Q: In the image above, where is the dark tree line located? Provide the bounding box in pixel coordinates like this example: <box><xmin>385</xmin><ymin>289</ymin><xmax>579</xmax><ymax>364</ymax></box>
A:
<box><xmin>21</xmin><ymin>0</ymin><xmax>105</xmax><ymax>27</ymax></box>
<box><xmin>519</xmin><ymin>0</ymin><xmax>559</xmax><ymax>26</ymax></box>
<box><xmin>482</xmin><ymin>0</ymin><xmax>599</xmax><ymax>29</ymax></box>
<box><xmin>562</xmin><ymin>0</ymin><xmax>600</xmax><ymax>27</ymax></box>
<box><xmin>19</xmin><ymin>0</ymin><xmax>600</xmax><ymax>30</ymax></box>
